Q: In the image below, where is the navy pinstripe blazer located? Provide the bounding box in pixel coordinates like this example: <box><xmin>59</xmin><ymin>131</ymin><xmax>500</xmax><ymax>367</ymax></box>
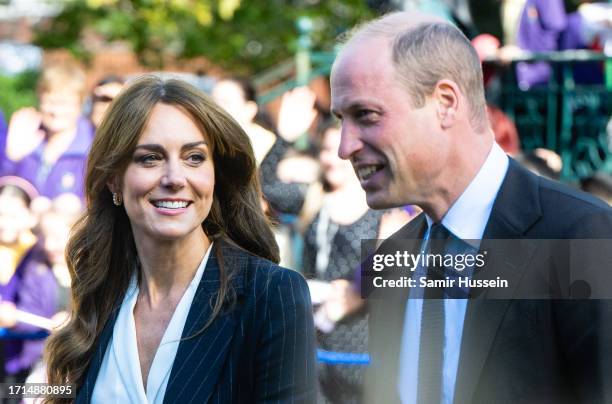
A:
<box><xmin>75</xmin><ymin>241</ymin><xmax>318</xmax><ymax>403</ymax></box>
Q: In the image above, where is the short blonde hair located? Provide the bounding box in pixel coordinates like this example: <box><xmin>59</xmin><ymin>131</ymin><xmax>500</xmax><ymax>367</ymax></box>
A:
<box><xmin>37</xmin><ymin>62</ymin><xmax>87</xmax><ymax>100</ymax></box>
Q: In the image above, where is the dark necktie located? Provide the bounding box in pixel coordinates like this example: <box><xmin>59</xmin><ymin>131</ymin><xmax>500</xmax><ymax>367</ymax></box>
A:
<box><xmin>416</xmin><ymin>223</ymin><xmax>451</xmax><ymax>404</ymax></box>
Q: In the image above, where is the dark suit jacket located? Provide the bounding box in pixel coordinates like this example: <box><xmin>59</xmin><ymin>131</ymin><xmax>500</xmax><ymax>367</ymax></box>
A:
<box><xmin>75</xmin><ymin>241</ymin><xmax>317</xmax><ymax>403</ymax></box>
<box><xmin>365</xmin><ymin>160</ymin><xmax>612</xmax><ymax>404</ymax></box>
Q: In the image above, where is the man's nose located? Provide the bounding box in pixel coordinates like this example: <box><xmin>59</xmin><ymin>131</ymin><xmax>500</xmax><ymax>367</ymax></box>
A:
<box><xmin>337</xmin><ymin>123</ymin><xmax>363</xmax><ymax>160</ymax></box>
<box><xmin>161</xmin><ymin>160</ymin><xmax>187</xmax><ymax>190</ymax></box>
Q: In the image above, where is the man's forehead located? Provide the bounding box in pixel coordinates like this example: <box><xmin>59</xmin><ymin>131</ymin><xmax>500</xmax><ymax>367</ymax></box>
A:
<box><xmin>330</xmin><ymin>38</ymin><xmax>393</xmax><ymax>110</ymax></box>
<box><xmin>332</xmin><ymin>38</ymin><xmax>391</xmax><ymax>84</ymax></box>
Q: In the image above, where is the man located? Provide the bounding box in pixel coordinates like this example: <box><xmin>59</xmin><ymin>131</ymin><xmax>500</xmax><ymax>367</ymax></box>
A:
<box><xmin>330</xmin><ymin>11</ymin><xmax>612</xmax><ymax>404</ymax></box>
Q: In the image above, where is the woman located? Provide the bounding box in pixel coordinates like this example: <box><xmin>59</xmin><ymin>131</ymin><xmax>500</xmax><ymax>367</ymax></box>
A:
<box><xmin>44</xmin><ymin>76</ymin><xmax>317</xmax><ymax>403</ymax></box>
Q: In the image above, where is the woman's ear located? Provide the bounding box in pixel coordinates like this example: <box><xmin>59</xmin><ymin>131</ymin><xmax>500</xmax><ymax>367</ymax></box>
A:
<box><xmin>107</xmin><ymin>178</ymin><xmax>123</xmax><ymax>206</ymax></box>
<box><xmin>107</xmin><ymin>178</ymin><xmax>118</xmax><ymax>195</ymax></box>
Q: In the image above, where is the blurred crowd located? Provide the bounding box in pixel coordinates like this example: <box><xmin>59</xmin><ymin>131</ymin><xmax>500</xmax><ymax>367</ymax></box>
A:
<box><xmin>0</xmin><ymin>0</ymin><xmax>611</xmax><ymax>403</ymax></box>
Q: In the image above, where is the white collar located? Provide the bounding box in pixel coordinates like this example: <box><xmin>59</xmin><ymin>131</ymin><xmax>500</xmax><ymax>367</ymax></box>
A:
<box><xmin>92</xmin><ymin>242</ymin><xmax>213</xmax><ymax>404</ymax></box>
<box><xmin>426</xmin><ymin>142</ymin><xmax>509</xmax><ymax>241</ymax></box>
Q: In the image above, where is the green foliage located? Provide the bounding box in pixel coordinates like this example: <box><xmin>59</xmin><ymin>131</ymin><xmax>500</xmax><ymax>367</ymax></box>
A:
<box><xmin>34</xmin><ymin>0</ymin><xmax>375</xmax><ymax>74</ymax></box>
<box><xmin>0</xmin><ymin>71</ymin><xmax>39</xmax><ymax>119</ymax></box>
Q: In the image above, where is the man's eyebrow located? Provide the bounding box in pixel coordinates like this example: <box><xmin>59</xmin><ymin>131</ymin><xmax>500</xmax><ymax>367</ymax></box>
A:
<box><xmin>332</xmin><ymin>101</ymin><xmax>375</xmax><ymax>117</ymax></box>
<box><xmin>134</xmin><ymin>141</ymin><xmax>208</xmax><ymax>153</ymax></box>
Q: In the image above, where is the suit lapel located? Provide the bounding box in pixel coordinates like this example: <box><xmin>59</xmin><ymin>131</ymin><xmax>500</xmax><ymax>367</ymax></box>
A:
<box><xmin>366</xmin><ymin>215</ymin><xmax>427</xmax><ymax>403</ymax></box>
<box><xmin>454</xmin><ymin>160</ymin><xmax>543</xmax><ymax>404</ymax></box>
<box><xmin>163</xmin><ymin>242</ymin><xmax>244</xmax><ymax>404</ymax></box>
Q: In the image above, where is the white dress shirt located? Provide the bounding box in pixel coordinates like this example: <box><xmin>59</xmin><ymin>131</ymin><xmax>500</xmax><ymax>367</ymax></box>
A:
<box><xmin>92</xmin><ymin>243</ymin><xmax>213</xmax><ymax>404</ymax></box>
<box><xmin>398</xmin><ymin>143</ymin><xmax>509</xmax><ymax>404</ymax></box>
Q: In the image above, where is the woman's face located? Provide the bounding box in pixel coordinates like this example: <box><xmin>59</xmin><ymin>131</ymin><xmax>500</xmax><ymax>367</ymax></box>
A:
<box><xmin>319</xmin><ymin>127</ymin><xmax>356</xmax><ymax>190</ymax></box>
<box><xmin>119</xmin><ymin>103</ymin><xmax>215</xmax><ymax>244</ymax></box>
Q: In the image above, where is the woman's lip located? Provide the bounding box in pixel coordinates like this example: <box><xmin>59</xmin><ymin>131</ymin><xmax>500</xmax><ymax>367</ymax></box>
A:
<box><xmin>149</xmin><ymin>200</ymin><xmax>191</xmax><ymax>215</ymax></box>
<box><xmin>153</xmin><ymin>205</ymin><xmax>189</xmax><ymax>216</ymax></box>
<box><xmin>150</xmin><ymin>199</ymin><xmax>191</xmax><ymax>203</ymax></box>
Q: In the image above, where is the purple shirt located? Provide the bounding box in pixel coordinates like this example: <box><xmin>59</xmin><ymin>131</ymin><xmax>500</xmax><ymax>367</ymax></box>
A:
<box><xmin>3</xmin><ymin>247</ymin><xmax>65</xmax><ymax>375</ymax></box>
<box><xmin>0</xmin><ymin>110</ymin><xmax>7</xmax><ymax>174</ymax></box>
<box><xmin>0</xmin><ymin>247</ymin><xmax>35</xmax><ymax>375</ymax></box>
<box><xmin>4</xmin><ymin>116</ymin><xmax>94</xmax><ymax>198</ymax></box>
<box><xmin>516</xmin><ymin>0</ymin><xmax>568</xmax><ymax>88</ymax></box>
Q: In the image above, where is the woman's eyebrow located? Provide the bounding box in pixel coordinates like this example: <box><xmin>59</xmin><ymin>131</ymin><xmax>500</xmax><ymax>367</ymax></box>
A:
<box><xmin>133</xmin><ymin>141</ymin><xmax>208</xmax><ymax>153</ymax></box>
<box><xmin>181</xmin><ymin>141</ymin><xmax>208</xmax><ymax>151</ymax></box>
<box><xmin>134</xmin><ymin>144</ymin><xmax>164</xmax><ymax>153</ymax></box>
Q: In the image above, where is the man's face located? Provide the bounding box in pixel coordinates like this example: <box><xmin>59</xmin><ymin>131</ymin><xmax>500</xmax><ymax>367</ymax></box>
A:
<box><xmin>330</xmin><ymin>37</ymin><xmax>450</xmax><ymax>209</ymax></box>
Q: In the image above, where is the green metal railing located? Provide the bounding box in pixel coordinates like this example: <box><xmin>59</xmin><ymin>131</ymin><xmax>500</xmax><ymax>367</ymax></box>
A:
<box><xmin>255</xmin><ymin>19</ymin><xmax>611</xmax><ymax>181</ymax></box>
<box><xmin>487</xmin><ymin>51</ymin><xmax>611</xmax><ymax>180</ymax></box>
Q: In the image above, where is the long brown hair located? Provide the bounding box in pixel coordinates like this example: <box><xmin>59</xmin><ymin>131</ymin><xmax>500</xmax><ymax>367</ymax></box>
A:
<box><xmin>45</xmin><ymin>75</ymin><xmax>279</xmax><ymax>395</ymax></box>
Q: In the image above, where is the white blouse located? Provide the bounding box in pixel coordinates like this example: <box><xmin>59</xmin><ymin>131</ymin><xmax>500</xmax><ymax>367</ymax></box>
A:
<box><xmin>91</xmin><ymin>244</ymin><xmax>213</xmax><ymax>404</ymax></box>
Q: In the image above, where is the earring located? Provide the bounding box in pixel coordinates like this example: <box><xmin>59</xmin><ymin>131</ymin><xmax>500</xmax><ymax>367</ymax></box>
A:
<box><xmin>112</xmin><ymin>192</ymin><xmax>122</xmax><ymax>206</ymax></box>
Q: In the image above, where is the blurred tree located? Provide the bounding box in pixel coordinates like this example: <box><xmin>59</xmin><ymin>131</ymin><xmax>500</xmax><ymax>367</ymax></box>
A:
<box><xmin>0</xmin><ymin>71</ymin><xmax>39</xmax><ymax>119</ymax></box>
<box><xmin>34</xmin><ymin>0</ymin><xmax>374</xmax><ymax>74</ymax></box>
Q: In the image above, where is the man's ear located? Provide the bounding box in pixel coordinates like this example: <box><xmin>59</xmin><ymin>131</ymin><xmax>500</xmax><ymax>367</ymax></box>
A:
<box><xmin>434</xmin><ymin>79</ymin><xmax>460</xmax><ymax>129</ymax></box>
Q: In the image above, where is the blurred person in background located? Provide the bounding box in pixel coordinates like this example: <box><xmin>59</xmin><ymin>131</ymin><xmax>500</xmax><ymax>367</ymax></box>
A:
<box><xmin>558</xmin><ymin>1</ymin><xmax>609</xmax><ymax>85</ymax></box>
<box><xmin>89</xmin><ymin>75</ymin><xmax>125</xmax><ymax>130</ymax></box>
<box><xmin>0</xmin><ymin>176</ymin><xmax>39</xmax><ymax>386</ymax></box>
<box><xmin>212</xmin><ymin>77</ymin><xmax>276</xmax><ymax>165</ymax></box>
<box><xmin>516</xmin><ymin>0</ymin><xmax>568</xmax><ymax>88</ymax></box>
<box><xmin>514</xmin><ymin>148</ymin><xmax>563</xmax><ymax>180</ymax></box>
<box><xmin>582</xmin><ymin>172</ymin><xmax>612</xmax><ymax>205</ymax></box>
<box><xmin>574</xmin><ymin>2</ymin><xmax>612</xmax><ymax>53</ymax></box>
<box><xmin>1</xmin><ymin>62</ymin><xmax>94</xmax><ymax>198</ymax></box>
<box><xmin>257</xmin><ymin>86</ymin><xmax>321</xmax><ymax>267</ymax></box>
<box><xmin>502</xmin><ymin>0</ymin><xmax>527</xmax><ymax>46</ymax></box>
<box><xmin>0</xmin><ymin>177</ymin><xmax>38</xmax><ymax>311</ymax></box>
<box><xmin>213</xmin><ymin>81</ymin><xmax>320</xmax><ymax>267</ymax></box>
<box><xmin>514</xmin><ymin>0</ymin><xmax>606</xmax><ymax>87</ymax></box>
<box><xmin>0</xmin><ymin>193</ymin><xmax>79</xmax><ymax>386</ymax></box>
<box><xmin>45</xmin><ymin>76</ymin><xmax>316</xmax><ymax>403</ymax></box>
<box><xmin>259</xmin><ymin>86</ymin><xmax>321</xmax><ymax>217</ymax></box>
<box><xmin>0</xmin><ymin>110</ymin><xmax>7</xmax><ymax>172</ymax></box>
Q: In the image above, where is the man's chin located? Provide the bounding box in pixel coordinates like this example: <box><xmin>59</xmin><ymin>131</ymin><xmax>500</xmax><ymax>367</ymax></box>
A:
<box><xmin>365</xmin><ymin>192</ymin><xmax>402</xmax><ymax>210</ymax></box>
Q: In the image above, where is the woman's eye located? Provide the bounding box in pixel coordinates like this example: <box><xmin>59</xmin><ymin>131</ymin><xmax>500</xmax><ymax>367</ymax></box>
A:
<box><xmin>186</xmin><ymin>153</ymin><xmax>206</xmax><ymax>164</ymax></box>
<box><xmin>135</xmin><ymin>154</ymin><xmax>161</xmax><ymax>165</ymax></box>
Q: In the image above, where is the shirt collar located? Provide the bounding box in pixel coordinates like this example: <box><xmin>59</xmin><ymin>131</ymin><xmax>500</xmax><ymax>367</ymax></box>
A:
<box><xmin>426</xmin><ymin>142</ymin><xmax>509</xmax><ymax>241</ymax></box>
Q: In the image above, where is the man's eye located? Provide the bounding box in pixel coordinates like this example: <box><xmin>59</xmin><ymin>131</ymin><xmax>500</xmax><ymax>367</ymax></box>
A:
<box><xmin>356</xmin><ymin>110</ymin><xmax>376</xmax><ymax>120</ymax></box>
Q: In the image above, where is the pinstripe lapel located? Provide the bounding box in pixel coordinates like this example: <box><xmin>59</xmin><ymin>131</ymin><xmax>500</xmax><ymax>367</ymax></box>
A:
<box><xmin>75</xmin><ymin>308</ymin><xmax>120</xmax><ymax>404</ymax></box>
<box><xmin>163</xmin><ymin>243</ymin><xmax>245</xmax><ymax>404</ymax></box>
